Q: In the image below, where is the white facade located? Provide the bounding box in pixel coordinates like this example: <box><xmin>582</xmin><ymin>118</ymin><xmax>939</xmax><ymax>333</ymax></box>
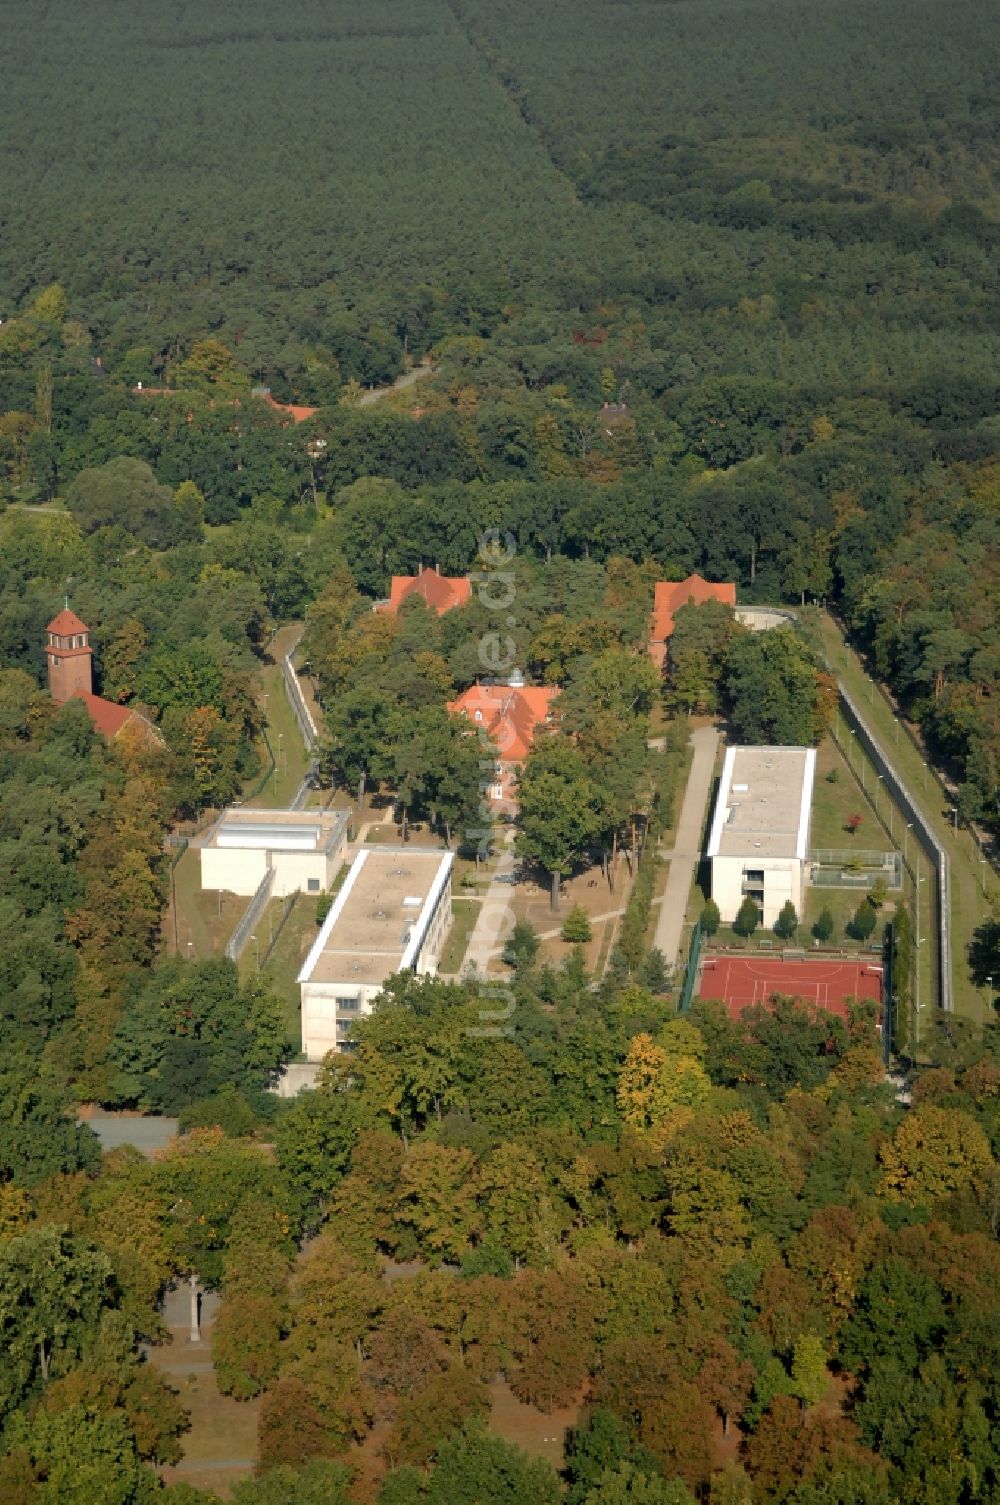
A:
<box><xmin>200</xmin><ymin>808</ymin><xmax>349</xmax><ymax>898</ymax></box>
<box><xmin>707</xmin><ymin>746</ymin><xmax>815</xmax><ymax>927</ymax></box>
<box><xmin>298</xmin><ymin>847</ymin><xmax>454</xmax><ymax>1061</ymax></box>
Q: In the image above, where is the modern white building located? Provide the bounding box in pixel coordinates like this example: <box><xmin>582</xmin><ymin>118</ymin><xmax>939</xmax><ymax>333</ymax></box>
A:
<box><xmin>199</xmin><ymin>807</ymin><xmax>350</xmax><ymax>898</ymax></box>
<box><xmin>298</xmin><ymin>847</ymin><xmax>454</xmax><ymax>1060</ymax></box>
<box><xmin>707</xmin><ymin>746</ymin><xmax>816</xmax><ymax>927</ymax></box>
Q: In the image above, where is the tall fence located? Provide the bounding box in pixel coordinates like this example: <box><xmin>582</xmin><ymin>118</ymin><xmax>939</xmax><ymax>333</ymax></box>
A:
<box><xmin>289</xmin><ymin>761</ymin><xmax>320</xmax><ymax>810</ymax></box>
<box><xmin>677</xmin><ymin>919</ymin><xmax>703</xmax><ymax>1013</ymax></box>
<box><xmin>836</xmin><ymin>685</ymin><xmax>952</xmax><ymax>1014</ymax></box>
<box><xmin>259</xmin><ymin>889</ymin><xmax>300</xmax><ymax>969</ymax></box>
<box><xmin>225</xmin><ymin>865</ymin><xmax>274</xmax><ymax>961</ymax></box>
<box><xmin>829</xmin><ymin>611</ymin><xmax>995</xmax><ymax>885</ymax></box>
<box><xmin>281</xmin><ymin>630</ymin><xmax>319</xmax><ymax>750</ymax></box>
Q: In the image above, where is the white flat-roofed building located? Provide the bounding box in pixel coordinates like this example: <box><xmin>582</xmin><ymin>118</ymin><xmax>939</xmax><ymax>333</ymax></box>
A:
<box><xmin>199</xmin><ymin>806</ymin><xmax>350</xmax><ymax>898</ymax></box>
<box><xmin>707</xmin><ymin>746</ymin><xmax>816</xmax><ymax>927</ymax></box>
<box><xmin>298</xmin><ymin>847</ymin><xmax>454</xmax><ymax>1060</ymax></box>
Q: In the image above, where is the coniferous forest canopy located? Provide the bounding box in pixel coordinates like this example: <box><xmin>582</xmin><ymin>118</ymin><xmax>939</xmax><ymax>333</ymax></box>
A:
<box><xmin>1</xmin><ymin>0</ymin><xmax>1000</xmax><ymax>1500</ymax></box>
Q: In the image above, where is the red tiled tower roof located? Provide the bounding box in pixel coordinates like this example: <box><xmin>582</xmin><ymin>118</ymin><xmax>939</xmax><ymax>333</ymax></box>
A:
<box><xmin>46</xmin><ymin>607</ymin><xmax>90</xmax><ymax>637</ymax></box>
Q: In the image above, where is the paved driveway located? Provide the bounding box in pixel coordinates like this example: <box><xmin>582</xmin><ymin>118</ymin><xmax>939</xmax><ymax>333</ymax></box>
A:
<box><xmin>459</xmin><ymin>830</ymin><xmax>517</xmax><ymax>976</ymax></box>
<box><xmin>652</xmin><ymin>726</ymin><xmax>719</xmax><ymax>969</ymax></box>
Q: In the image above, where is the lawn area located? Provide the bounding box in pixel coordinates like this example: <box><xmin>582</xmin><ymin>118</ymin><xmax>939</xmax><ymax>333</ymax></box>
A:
<box><xmin>245</xmin><ymin>895</ymin><xmax>314</xmax><ymax>1049</ymax></box>
<box><xmin>245</xmin><ymin>867</ymin><xmax>350</xmax><ymax>1049</ymax></box>
<box><xmin>246</xmin><ymin>653</ymin><xmax>310</xmax><ymax>809</ymax></box>
<box><xmin>150</xmin><ymin>1319</ymin><xmax>258</xmax><ymax>1499</ymax></box>
<box><xmin>440</xmin><ymin>898</ymin><xmax>481</xmax><ymax>974</ymax></box>
<box><xmin>802</xmin><ymin>886</ymin><xmax>889</xmax><ymax>950</ymax></box>
<box><xmin>811</xmin><ymin>735</ymin><xmax>894</xmax><ymax>851</ymax></box>
<box><xmin>818</xmin><ymin>611</ymin><xmax>992</xmax><ymax>1023</ymax></box>
<box><xmin>166</xmin><ymin>847</ymin><xmax>241</xmax><ymax>960</ymax></box>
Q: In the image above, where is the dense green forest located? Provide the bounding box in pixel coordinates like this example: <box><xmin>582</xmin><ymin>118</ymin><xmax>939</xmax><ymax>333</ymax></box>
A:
<box><xmin>2</xmin><ymin>0</ymin><xmax>997</xmax><ymax>824</ymax></box>
<box><xmin>0</xmin><ymin>0</ymin><xmax>999</xmax><ymax>1496</ymax></box>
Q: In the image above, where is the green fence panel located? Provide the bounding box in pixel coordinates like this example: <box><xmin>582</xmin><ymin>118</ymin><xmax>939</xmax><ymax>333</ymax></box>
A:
<box><xmin>678</xmin><ymin>920</ymin><xmax>702</xmax><ymax>1013</ymax></box>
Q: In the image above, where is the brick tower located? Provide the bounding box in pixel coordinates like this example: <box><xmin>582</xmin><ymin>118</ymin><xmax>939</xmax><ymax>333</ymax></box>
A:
<box><xmin>45</xmin><ymin>605</ymin><xmax>93</xmax><ymax>703</ymax></box>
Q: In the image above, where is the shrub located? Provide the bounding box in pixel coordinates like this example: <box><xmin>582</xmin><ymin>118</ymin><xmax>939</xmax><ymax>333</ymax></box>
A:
<box><xmin>502</xmin><ymin>919</ymin><xmax>539</xmax><ymax>971</ymax></box>
<box><xmin>561</xmin><ymin>904</ymin><xmax>592</xmax><ymax>943</ymax></box>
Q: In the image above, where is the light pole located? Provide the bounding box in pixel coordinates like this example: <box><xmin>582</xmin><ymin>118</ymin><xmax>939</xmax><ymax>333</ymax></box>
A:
<box><xmin>251</xmin><ymin>933</ymin><xmax>260</xmax><ymax>972</ymax></box>
<box><xmin>986</xmin><ymin>975</ymin><xmax>993</xmax><ymax>1013</ymax></box>
<box><xmin>949</xmin><ymin>806</ymin><xmax>958</xmax><ymax>834</ymax></box>
<box><xmin>904</xmin><ymin>822</ymin><xmax>911</xmax><ymax>865</ymax></box>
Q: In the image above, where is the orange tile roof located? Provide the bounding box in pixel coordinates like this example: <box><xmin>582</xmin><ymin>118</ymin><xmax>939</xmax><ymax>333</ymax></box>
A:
<box><xmin>261</xmin><ymin>393</ymin><xmax>318</xmax><ymax>424</ymax></box>
<box><xmin>381</xmin><ymin>567</ymin><xmax>472</xmax><ymax>616</ymax></box>
<box><xmin>73</xmin><ymin>692</ymin><xmax>135</xmax><ymax>738</ymax></box>
<box><xmin>47</xmin><ymin>608</ymin><xmax>90</xmax><ymax>637</ymax></box>
<box><xmin>651</xmin><ymin>574</ymin><xmax>736</xmax><ymax>646</ymax></box>
<box><xmin>448</xmin><ymin>683</ymin><xmax>559</xmax><ymax>762</ymax></box>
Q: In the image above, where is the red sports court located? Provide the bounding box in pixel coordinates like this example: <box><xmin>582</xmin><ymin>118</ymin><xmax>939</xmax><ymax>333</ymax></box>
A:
<box><xmin>699</xmin><ymin>954</ymin><xmax>882</xmax><ymax>1021</ymax></box>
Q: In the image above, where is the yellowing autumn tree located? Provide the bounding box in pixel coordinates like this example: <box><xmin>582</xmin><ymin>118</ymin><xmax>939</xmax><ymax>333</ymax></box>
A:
<box><xmin>879</xmin><ymin>1104</ymin><xmax>993</xmax><ymax>1204</ymax></box>
<box><xmin>617</xmin><ymin>1033</ymin><xmax>711</xmax><ymax>1131</ymax></box>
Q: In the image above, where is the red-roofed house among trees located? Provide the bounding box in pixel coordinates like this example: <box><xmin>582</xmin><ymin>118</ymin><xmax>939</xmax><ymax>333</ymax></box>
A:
<box><xmin>376</xmin><ymin>565</ymin><xmax>472</xmax><ymax>617</ymax></box>
<box><xmin>650</xmin><ymin>574</ymin><xmax>737</xmax><ymax>668</ymax></box>
<box><xmin>448</xmin><ymin>682</ymin><xmax>559</xmax><ymax>814</ymax></box>
<box><xmin>45</xmin><ymin>609</ymin><xmax>159</xmax><ymax>742</ymax></box>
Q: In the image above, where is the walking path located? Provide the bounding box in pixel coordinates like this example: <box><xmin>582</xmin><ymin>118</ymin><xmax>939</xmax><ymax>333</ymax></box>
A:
<box><xmin>459</xmin><ymin>830</ymin><xmax>518</xmax><ymax>975</ymax></box>
<box><xmin>652</xmin><ymin>725</ymin><xmax>719</xmax><ymax>970</ymax></box>
<box><xmin>355</xmin><ymin>360</ymin><xmax>434</xmax><ymax>407</ymax></box>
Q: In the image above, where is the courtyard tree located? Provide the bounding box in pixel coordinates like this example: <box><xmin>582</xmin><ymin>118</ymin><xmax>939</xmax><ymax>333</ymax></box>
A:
<box><xmin>562</xmin><ymin>904</ymin><xmax>592</xmax><ymax>943</ymax></box>
<box><xmin>847</xmin><ymin>900</ymin><xmax>878</xmax><ymax>942</ymax></box>
<box><xmin>813</xmin><ymin>906</ymin><xmax>835</xmax><ymax>943</ymax></box>
<box><xmin>721</xmin><ymin>628</ymin><xmax>833</xmax><ymax>746</ymax></box>
<box><xmin>700</xmin><ymin>899</ymin><xmax>721</xmax><ymax>936</ymax></box>
<box><xmin>733</xmin><ymin>897</ymin><xmax>760</xmax><ymax>938</ymax></box>
<box><xmin>774</xmin><ymin>900</ymin><xmax>798</xmax><ymax>940</ymax></box>
<box><xmin>516</xmin><ymin>737</ymin><xmax>604</xmax><ymax>910</ymax></box>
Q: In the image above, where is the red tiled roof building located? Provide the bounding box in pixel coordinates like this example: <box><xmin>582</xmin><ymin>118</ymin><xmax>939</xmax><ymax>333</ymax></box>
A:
<box><xmin>45</xmin><ymin>608</ymin><xmax>158</xmax><ymax>743</ymax></box>
<box><xmin>377</xmin><ymin>565</ymin><xmax>472</xmax><ymax>617</ymax></box>
<box><xmin>448</xmin><ymin>683</ymin><xmax>559</xmax><ymax>815</ymax></box>
<box><xmin>650</xmin><ymin>574</ymin><xmax>737</xmax><ymax>668</ymax></box>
